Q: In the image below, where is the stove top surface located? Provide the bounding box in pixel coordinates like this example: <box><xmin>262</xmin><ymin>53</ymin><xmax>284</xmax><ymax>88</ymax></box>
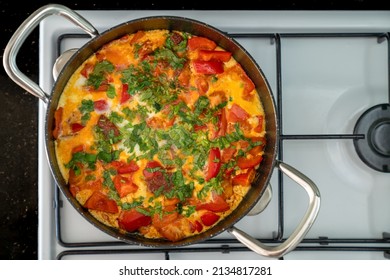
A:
<box><xmin>38</xmin><ymin>9</ymin><xmax>390</xmax><ymax>260</ymax></box>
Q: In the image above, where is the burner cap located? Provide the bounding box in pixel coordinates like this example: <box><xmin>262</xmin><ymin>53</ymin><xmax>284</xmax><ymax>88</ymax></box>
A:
<box><xmin>353</xmin><ymin>104</ymin><xmax>390</xmax><ymax>172</ymax></box>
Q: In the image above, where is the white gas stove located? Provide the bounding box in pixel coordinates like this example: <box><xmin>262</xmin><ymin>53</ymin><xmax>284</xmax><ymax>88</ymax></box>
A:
<box><xmin>38</xmin><ymin>9</ymin><xmax>390</xmax><ymax>260</ymax></box>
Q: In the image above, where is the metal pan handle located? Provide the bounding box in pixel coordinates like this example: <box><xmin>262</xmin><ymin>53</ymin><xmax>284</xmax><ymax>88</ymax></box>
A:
<box><xmin>228</xmin><ymin>160</ymin><xmax>321</xmax><ymax>258</ymax></box>
<box><xmin>2</xmin><ymin>4</ymin><xmax>99</xmax><ymax>103</ymax></box>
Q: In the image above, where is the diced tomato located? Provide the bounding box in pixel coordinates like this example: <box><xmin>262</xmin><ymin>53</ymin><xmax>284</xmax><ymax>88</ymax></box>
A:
<box><xmin>143</xmin><ymin>161</ymin><xmax>163</xmax><ymax>179</ymax></box>
<box><xmin>237</xmin><ymin>146</ymin><xmax>263</xmax><ymax>169</ymax></box>
<box><xmin>192</xmin><ymin>220</ymin><xmax>203</xmax><ymax>233</ymax></box>
<box><xmin>80</xmin><ymin>63</ymin><xmax>94</xmax><ymax>78</ymax></box>
<box><xmin>195</xmin><ymin>76</ymin><xmax>209</xmax><ymax>94</ymax></box>
<box><xmin>118</xmin><ymin>208</ymin><xmax>152</xmax><ymax>232</ymax></box>
<box><xmin>232</xmin><ymin>168</ymin><xmax>256</xmax><ymax>186</ymax></box>
<box><xmin>224</xmin><ymin>167</ymin><xmax>235</xmax><ymax>178</ymax></box>
<box><xmin>208</xmin><ymin>107</ymin><xmax>227</xmax><ymax>139</ymax></box>
<box><xmin>94</xmin><ymin>99</ymin><xmax>109</xmax><ymax>112</ymax></box>
<box><xmin>194</xmin><ymin>124</ymin><xmax>208</xmax><ymax>131</ymax></box>
<box><xmin>205</xmin><ymin>147</ymin><xmax>221</xmax><ymax>181</ymax></box>
<box><xmin>178</xmin><ymin>66</ymin><xmax>191</xmax><ymax>87</ymax></box>
<box><xmin>196</xmin><ymin>191</ymin><xmax>230</xmax><ymax>212</ymax></box>
<box><xmin>228</xmin><ymin>103</ymin><xmax>250</xmax><ymax>122</ymax></box>
<box><xmin>237</xmin><ymin>154</ymin><xmax>263</xmax><ymax>170</ymax></box>
<box><xmin>221</xmin><ymin>147</ymin><xmax>236</xmax><ymax>163</ymax></box>
<box><xmin>69</xmin><ymin>177</ymin><xmax>102</xmax><ymax>198</ymax></box>
<box><xmin>107</xmin><ymin>160</ymin><xmax>138</xmax><ymax>174</ymax></box>
<box><xmin>143</xmin><ymin>161</ymin><xmax>173</xmax><ymax>193</ymax></box>
<box><xmin>221</xmin><ymin>179</ymin><xmax>234</xmax><ymax>198</ymax></box>
<box><xmin>71</xmin><ymin>145</ymin><xmax>85</xmax><ymax>154</ymax></box>
<box><xmin>71</xmin><ymin>123</ymin><xmax>85</xmax><ymax>133</ymax></box>
<box><xmin>249</xmin><ymin>136</ymin><xmax>266</xmax><ymax>151</ymax></box>
<box><xmin>152</xmin><ymin>212</ymin><xmax>179</xmax><ymax>230</ymax></box>
<box><xmin>254</xmin><ymin>115</ymin><xmax>264</xmax><ymax>133</ymax></box>
<box><xmin>241</xmin><ymin>71</ymin><xmax>256</xmax><ymax>98</ymax></box>
<box><xmin>200</xmin><ymin>211</ymin><xmax>220</xmax><ymax>226</ymax></box>
<box><xmin>188</xmin><ymin>36</ymin><xmax>217</xmax><ymax>51</ymax></box>
<box><xmin>52</xmin><ymin>107</ymin><xmax>63</xmax><ymax>139</ymax></box>
<box><xmin>193</xmin><ymin>60</ymin><xmax>224</xmax><ymax>75</ymax></box>
<box><xmin>84</xmin><ymin>191</ymin><xmax>118</xmax><ymax>213</ymax></box>
<box><xmin>163</xmin><ymin>197</ymin><xmax>180</xmax><ymax>212</ymax></box>
<box><xmin>68</xmin><ymin>164</ymin><xmax>85</xmax><ymax>191</ymax></box>
<box><xmin>198</xmin><ymin>50</ymin><xmax>232</xmax><ymax>62</ymax></box>
<box><xmin>120</xmin><ymin>83</ymin><xmax>131</xmax><ymax>104</ymax></box>
<box><xmin>113</xmin><ymin>175</ymin><xmax>138</xmax><ymax>198</ymax></box>
<box><xmin>137</xmin><ymin>40</ymin><xmax>154</xmax><ymax>60</ymax></box>
<box><xmin>155</xmin><ymin>217</ymin><xmax>191</xmax><ymax>241</ymax></box>
<box><xmin>117</xmin><ymin>161</ymin><xmax>139</xmax><ymax>174</ymax></box>
<box><xmin>130</xmin><ymin>30</ymin><xmax>146</xmax><ymax>44</ymax></box>
<box><xmin>218</xmin><ymin>108</ymin><xmax>227</xmax><ymax>137</ymax></box>
<box><xmin>146</xmin><ymin>113</ymin><xmax>175</xmax><ymax>129</ymax></box>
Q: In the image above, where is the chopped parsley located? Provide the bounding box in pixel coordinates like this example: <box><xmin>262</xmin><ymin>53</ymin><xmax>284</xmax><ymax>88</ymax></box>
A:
<box><xmin>79</xmin><ymin>99</ymin><xmax>94</xmax><ymax>125</ymax></box>
<box><xmin>64</xmin><ymin>151</ymin><xmax>97</xmax><ymax>175</ymax></box>
<box><xmin>85</xmin><ymin>60</ymin><xmax>115</xmax><ymax>90</ymax></box>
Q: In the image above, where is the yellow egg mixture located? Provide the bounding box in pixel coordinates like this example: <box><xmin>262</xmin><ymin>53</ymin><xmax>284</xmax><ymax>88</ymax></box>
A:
<box><xmin>53</xmin><ymin>29</ymin><xmax>266</xmax><ymax>241</ymax></box>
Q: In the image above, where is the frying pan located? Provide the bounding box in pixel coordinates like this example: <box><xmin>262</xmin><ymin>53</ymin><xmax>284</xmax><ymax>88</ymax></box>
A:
<box><xmin>3</xmin><ymin>4</ymin><xmax>320</xmax><ymax>258</ymax></box>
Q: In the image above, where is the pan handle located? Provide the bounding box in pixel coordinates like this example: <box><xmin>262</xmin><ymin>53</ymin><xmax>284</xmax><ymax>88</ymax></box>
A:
<box><xmin>2</xmin><ymin>4</ymin><xmax>99</xmax><ymax>103</ymax></box>
<box><xmin>228</xmin><ymin>161</ymin><xmax>321</xmax><ymax>259</ymax></box>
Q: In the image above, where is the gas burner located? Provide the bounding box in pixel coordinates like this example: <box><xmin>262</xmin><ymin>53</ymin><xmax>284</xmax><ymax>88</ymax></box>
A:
<box><xmin>354</xmin><ymin>103</ymin><xmax>390</xmax><ymax>173</ymax></box>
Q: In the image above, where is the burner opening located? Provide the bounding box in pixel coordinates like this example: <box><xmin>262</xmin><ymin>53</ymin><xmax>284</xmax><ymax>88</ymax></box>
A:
<box><xmin>353</xmin><ymin>104</ymin><xmax>390</xmax><ymax>173</ymax></box>
<box><xmin>370</xmin><ymin>120</ymin><xmax>390</xmax><ymax>156</ymax></box>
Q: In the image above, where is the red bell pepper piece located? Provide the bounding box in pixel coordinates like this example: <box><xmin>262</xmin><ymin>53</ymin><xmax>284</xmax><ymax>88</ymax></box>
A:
<box><xmin>205</xmin><ymin>147</ymin><xmax>221</xmax><ymax>181</ymax></box>
<box><xmin>113</xmin><ymin>175</ymin><xmax>138</xmax><ymax>198</ymax></box>
<box><xmin>71</xmin><ymin>123</ymin><xmax>85</xmax><ymax>133</ymax></box>
<box><xmin>217</xmin><ymin>108</ymin><xmax>227</xmax><ymax>137</ymax></box>
<box><xmin>196</xmin><ymin>191</ymin><xmax>230</xmax><ymax>212</ymax></box>
<box><xmin>143</xmin><ymin>161</ymin><xmax>173</xmax><ymax>193</ymax></box>
<box><xmin>237</xmin><ymin>146</ymin><xmax>263</xmax><ymax>169</ymax></box>
<box><xmin>71</xmin><ymin>145</ymin><xmax>85</xmax><ymax>154</ymax></box>
<box><xmin>188</xmin><ymin>36</ymin><xmax>217</xmax><ymax>51</ymax></box>
<box><xmin>143</xmin><ymin>161</ymin><xmax>163</xmax><ymax>179</ymax></box>
<box><xmin>228</xmin><ymin>103</ymin><xmax>250</xmax><ymax>122</ymax></box>
<box><xmin>52</xmin><ymin>107</ymin><xmax>63</xmax><ymax>139</ymax></box>
<box><xmin>237</xmin><ymin>154</ymin><xmax>263</xmax><ymax>170</ymax></box>
<box><xmin>193</xmin><ymin>60</ymin><xmax>224</xmax><ymax>74</ymax></box>
<box><xmin>200</xmin><ymin>211</ymin><xmax>220</xmax><ymax>226</ymax></box>
<box><xmin>254</xmin><ymin>115</ymin><xmax>264</xmax><ymax>133</ymax></box>
<box><xmin>221</xmin><ymin>147</ymin><xmax>236</xmax><ymax>163</ymax></box>
<box><xmin>117</xmin><ymin>161</ymin><xmax>139</xmax><ymax>174</ymax></box>
<box><xmin>232</xmin><ymin>168</ymin><xmax>256</xmax><ymax>186</ymax></box>
<box><xmin>120</xmin><ymin>83</ymin><xmax>131</xmax><ymax>104</ymax></box>
<box><xmin>118</xmin><ymin>208</ymin><xmax>152</xmax><ymax>232</ymax></box>
<box><xmin>84</xmin><ymin>191</ymin><xmax>118</xmax><ymax>213</ymax></box>
<box><xmin>241</xmin><ymin>71</ymin><xmax>256</xmax><ymax>97</ymax></box>
<box><xmin>192</xmin><ymin>220</ymin><xmax>203</xmax><ymax>233</ymax></box>
<box><xmin>80</xmin><ymin>63</ymin><xmax>94</xmax><ymax>78</ymax></box>
<box><xmin>198</xmin><ymin>50</ymin><xmax>232</xmax><ymax>62</ymax></box>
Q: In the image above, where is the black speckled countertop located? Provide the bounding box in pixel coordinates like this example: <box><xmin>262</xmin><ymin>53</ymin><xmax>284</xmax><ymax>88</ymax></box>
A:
<box><xmin>0</xmin><ymin>0</ymin><xmax>387</xmax><ymax>260</ymax></box>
